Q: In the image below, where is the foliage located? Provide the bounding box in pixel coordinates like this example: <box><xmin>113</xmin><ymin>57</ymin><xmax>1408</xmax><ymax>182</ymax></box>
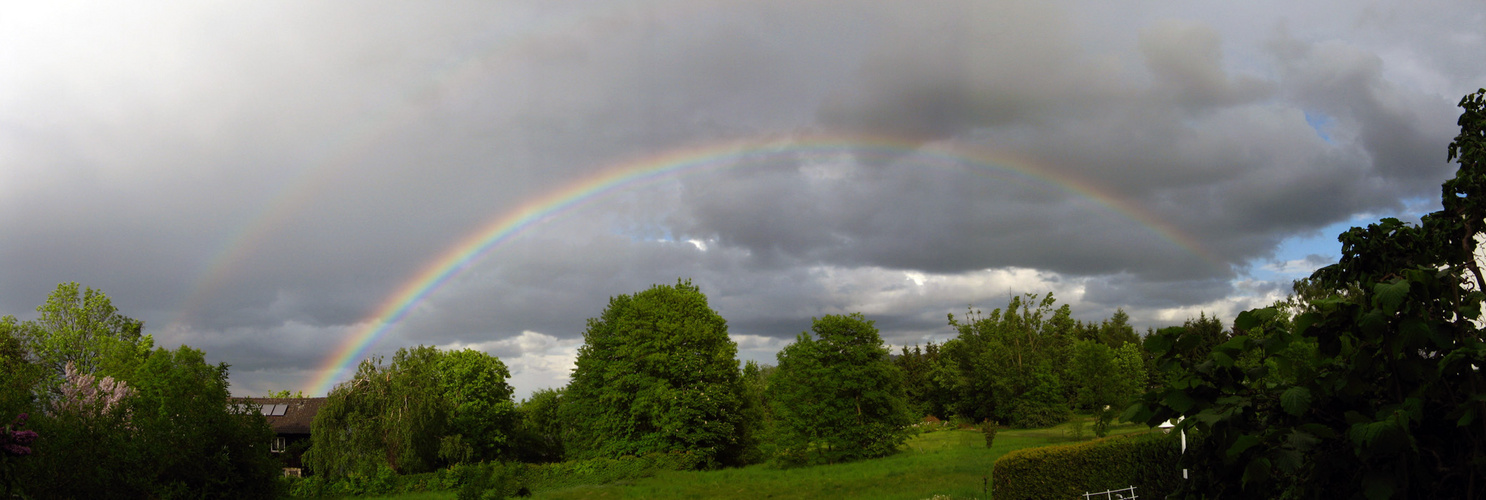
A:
<box><xmin>513</xmin><ymin>388</ymin><xmax>565</xmax><ymax>463</ymax></box>
<box><xmin>981</xmin><ymin>419</ymin><xmax>999</xmax><ymax>448</ymax></box>
<box><xmin>310</xmin><ymin>346</ymin><xmax>517</xmax><ymax>478</ymax></box>
<box><xmin>991</xmin><ymin>431</ymin><xmax>1181</xmax><ymax>500</ymax></box>
<box><xmin>56</xmin><ymin>361</ymin><xmax>133</xmax><ymax>415</ymax></box>
<box><xmin>14</xmin><ymin>282</ymin><xmax>153</xmax><ymax>393</ymax></box>
<box><xmin>1068</xmin><ymin>341</ymin><xmax>1149</xmax><ymax>437</ymax></box>
<box><xmin>455</xmin><ymin>461</ymin><xmax>524</xmax><ymax>500</ymax></box>
<box><xmin>1</xmin><ymin>284</ymin><xmax>279</xmax><ymax>499</ymax></box>
<box><xmin>561</xmin><ymin>279</ymin><xmax>746</xmax><ymax>467</ymax></box>
<box><xmin>0</xmin><ymin>413</ymin><xmax>38</xmax><ymax>498</ymax></box>
<box><xmin>894</xmin><ymin>341</ymin><xmax>958</xmax><ymax>419</ymax></box>
<box><xmin>19</xmin><ymin>345</ymin><xmax>281</xmax><ymax>499</ymax></box>
<box><xmin>437</xmin><ymin>349</ymin><xmax>518</xmax><ymax>463</ymax></box>
<box><xmin>736</xmin><ymin>360</ymin><xmax>776</xmax><ymax>464</ymax></box>
<box><xmin>769</xmin><ymin>313</ymin><xmax>914</xmax><ymax>465</ymax></box>
<box><xmin>941</xmin><ymin>293</ymin><xmax>1076</xmax><ymax>427</ymax></box>
<box><xmin>1128</xmin><ymin>89</ymin><xmax>1486</xmax><ymax>499</ymax></box>
<box><xmin>286</xmin><ymin>453</ymin><xmax>702</xmax><ymax>498</ymax></box>
<box><xmin>0</xmin><ymin>319</ymin><xmax>39</xmax><ymax>418</ymax></box>
<box><xmin>129</xmin><ymin>345</ymin><xmax>283</xmax><ymax>498</ymax></box>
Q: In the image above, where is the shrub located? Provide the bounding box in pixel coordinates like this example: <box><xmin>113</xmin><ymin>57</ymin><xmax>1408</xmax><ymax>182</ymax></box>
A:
<box><xmin>981</xmin><ymin>420</ymin><xmax>998</xmax><ymax>448</ymax></box>
<box><xmin>991</xmin><ymin>431</ymin><xmax>1180</xmax><ymax>500</ymax></box>
<box><xmin>523</xmin><ymin>451</ymin><xmax>702</xmax><ymax>491</ymax></box>
<box><xmin>456</xmin><ymin>461</ymin><xmax>523</xmax><ymax>500</ymax></box>
<box><xmin>1063</xmin><ymin>418</ymin><xmax>1086</xmax><ymax>441</ymax></box>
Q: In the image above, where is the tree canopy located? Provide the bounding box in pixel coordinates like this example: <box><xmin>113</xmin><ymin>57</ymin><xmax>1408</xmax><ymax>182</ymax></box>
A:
<box><xmin>1</xmin><ymin>283</ymin><xmax>279</xmax><ymax>499</ymax></box>
<box><xmin>307</xmin><ymin>346</ymin><xmax>518</xmax><ymax>478</ymax></box>
<box><xmin>1129</xmin><ymin>88</ymin><xmax>1486</xmax><ymax>498</ymax></box>
<box><xmin>560</xmin><ymin>279</ymin><xmax>746</xmax><ymax>467</ymax></box>
<box><xmin>769</xmin><ymin>313</ymin><xmax>913</xmax><ymax>465</ymax></box>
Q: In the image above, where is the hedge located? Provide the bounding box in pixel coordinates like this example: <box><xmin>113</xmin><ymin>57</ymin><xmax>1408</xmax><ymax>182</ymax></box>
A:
<box><xmin>992</xmin><ymin>431</ymin><xmax>1182</xmax><ymax>500</ymax></box>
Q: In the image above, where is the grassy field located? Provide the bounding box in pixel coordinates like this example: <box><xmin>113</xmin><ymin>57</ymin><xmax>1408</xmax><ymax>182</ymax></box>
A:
<box><xmin>358</xmin><ymin>417</ymin><xmax>1153</xmax><ymax>500</ymax></box>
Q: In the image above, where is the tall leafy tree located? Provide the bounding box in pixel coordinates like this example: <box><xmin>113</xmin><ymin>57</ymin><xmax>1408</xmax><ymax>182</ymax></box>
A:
<box><xmin>16</xmin><ymin>282</ymin><xmax>152</xmax><ymax>387</ymax></box>
<box><xmin>309</xmin><ymin>346</ymin><xmax>450</xmax><ymax>477</ymax></box>
<box><xmin>560</xmin><ymin>279</ymin><xmax>746</xmax><ymax>466</ymax></box>
<box><xmin>513</xmin><ymin>388</ymin><xmax>565</xmax><ymax>463</ymax></box>
<box><xmin>895</xmin><ymin>342</ymin><xmax>957</xmax><ymax>419</ymax></box>
<box><xmin>436</xmin><ymin>349</ymin><xmax>518</xmax><ymax>463</ymax></box>
<box><xmin>942</xmin><ymin>292</ymin><xmax>1072</xmax><ymax>427</ymax></box>
<box><xmin>3</xmin><ymin>284</ymin><xmax>279</xmax><ymax>499</ymax></box>
<box><xmin>736</xmin><ymin>360</ymin><xmax>776</xmax><ymax>464</ymax></box>
<box><xmin>0</xmin><ymin>318</ymin><xmax>38</xmax><ymax>417</ymax></box>
<box><xmin>127</xmin><ymin>346</ymin><xmax>280</xmax><ymax>498</ymax></box>
<box><xmin>1129</xmin><ymin>89</ymin><xmax>1486</xmax><ymax>498</ymax></box>
<box><xmin>769</xmin><ymin>313</ymin><xmax>913</xmax><ymax>465</ymax></box>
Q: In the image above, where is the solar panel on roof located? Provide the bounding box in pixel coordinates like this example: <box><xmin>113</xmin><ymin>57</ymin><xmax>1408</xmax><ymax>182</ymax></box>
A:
<box><xmin>272</xmin><ymin>404</ymin><xmax>288</xmax><ymax>416</ymax></box>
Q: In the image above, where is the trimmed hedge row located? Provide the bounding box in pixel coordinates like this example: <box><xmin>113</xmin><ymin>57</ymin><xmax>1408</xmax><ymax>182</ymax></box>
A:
<box><xmin>992</xmin><ymin>431</ymin><xmax>1182</xmax><ymax>500</ymax></box>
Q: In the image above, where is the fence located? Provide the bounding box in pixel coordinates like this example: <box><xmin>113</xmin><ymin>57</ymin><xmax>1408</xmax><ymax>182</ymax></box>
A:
<box><xmin>1081</xmin><ymin>485</ymin><xmax>1136</xmax><ymax>499</ymax></box>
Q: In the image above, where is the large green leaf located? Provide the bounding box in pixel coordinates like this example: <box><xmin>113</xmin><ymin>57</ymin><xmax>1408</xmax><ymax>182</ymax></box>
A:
<box><xmin>1374</xmin><ymin>279</ymin><xmax>1410</xmax><ymax>315</ymax></box>
<box><xmin>1280</xmin><ymin>386</ymin><xmax>1312</xmax><ymax>417</ymax></box>
<box><xmin>1228</xmin><ymin>434</ymin><xmax>1261</xmax><ymax>460</ymax></box>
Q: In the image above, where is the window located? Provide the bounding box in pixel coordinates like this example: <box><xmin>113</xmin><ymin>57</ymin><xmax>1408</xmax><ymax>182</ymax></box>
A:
<box><xmin>271</xmin><ymin>437</ymin><xmax>286</xmax><ymax>453</ymax></box>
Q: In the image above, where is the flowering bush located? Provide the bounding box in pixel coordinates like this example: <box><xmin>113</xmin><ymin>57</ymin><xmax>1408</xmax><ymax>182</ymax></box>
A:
<box><xmin>2</xmin><ymin>412</ymin><xmax>39</xmax><ymax>497</ymax></box>
<box><xmin>55</xmin><ymin>361</ymin><xmax>132</xmax><ymax>416</ymax></box>
<box><xmin>2</xmin><ymin>413</ymin><xmax>37</xmax><ymax>457</ymax></box>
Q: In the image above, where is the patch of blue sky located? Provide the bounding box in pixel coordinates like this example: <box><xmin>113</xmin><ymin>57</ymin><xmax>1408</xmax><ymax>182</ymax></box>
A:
<box><xmin>1304</xmin><ymin>110</ymin><xmax>1335</xmax><ymax>143</ymax></box>
<box><xmin>614</xmin><ymin>221</ymin><xmax>675</xmax><ymax>243</ymax></box>
<box><xmin>1246</xmin><ymin>196</ymin><xmax>1440</xmax><ymax>283</ymax></box>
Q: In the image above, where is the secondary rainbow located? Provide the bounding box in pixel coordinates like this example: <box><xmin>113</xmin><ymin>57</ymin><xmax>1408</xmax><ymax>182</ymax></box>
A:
<box><xmin>172</xmin><ymin>3</ymin><xmax>712</xmax><ymax>326</ymax></box>
<box><xmin>304</xmin><ymin>135</ymin><xmax>1225</xmax><ymax>395</ymax></box>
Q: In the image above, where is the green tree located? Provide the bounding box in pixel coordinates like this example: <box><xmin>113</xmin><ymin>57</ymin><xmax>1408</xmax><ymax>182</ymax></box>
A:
<box><xmin>736</xmin><ymin>360</ymin><xmax>776</xmax><ymax>464</ymax></box>
<box><xmin>0</xmin><ymin>318</ymin><xmax>38</xmax><ymax>417</ymax></box>
<box><xmin>1099</xmin><ymin>308</ymin><xmax>1141</xmax><ymax>348</ymax></box>
<box><xmin>308</xmin><ymin>346</ymin><xmax>450</xmax><ymax>477</ymax></box>
<box><xmin>769</xmin><ymin>313</ymin><xmax>914</xmax><ymax>465</ymax></box>
<box><xmin>1129</xmin><ymin>89</ymin><xmax>1486</xmax><ymax>498</ymax></box>
<box><xmin>942</xmin><ymin>293</ymin><xmax>1072</xmax><ymax>427</ymax></box>
<box><xmin>896</xmin><ymin>342</ymin><xmax>959</xmax><ymax>420</ymax></box>
<box><xmin>16</xmin><ymin>283</ymin><xmax>153</xmax><ymax>394</ymax></box>
<box><xmin>20</xmin><ymin>345</ymin><xmax>280</xmax><ymax>499</ymax></box>
<box><xmin>1</xmin><ymin>284</ymin><xmax>279</xmax><ymax>499</ymax></box>
<box><xmin>128</xmin><ymin>346</ymin><xmax>281</xmax><ymax>498</ymax></box>
<box><xmin>560</xmin><ymin>279</ymin><xmax>746</xmax><ymax>467</ymax></box>
<box><xmin>436</xmin><ymin>348</ymin><xmax>518</xmax><ymax>463</ymax></box>
<box><xmin>513</xmin><ymin>388</ymin><xmax>565</xmax><ymax>463</ymax></box>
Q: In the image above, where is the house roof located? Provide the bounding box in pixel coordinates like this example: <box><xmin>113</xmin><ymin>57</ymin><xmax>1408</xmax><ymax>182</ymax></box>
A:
<box><xmin>235</xmin><ymin>397</ymin><xmax>326</xmax><ymax>436</ymax></box>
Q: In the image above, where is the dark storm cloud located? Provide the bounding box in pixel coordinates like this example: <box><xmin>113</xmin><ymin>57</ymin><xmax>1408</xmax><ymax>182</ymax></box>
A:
<box><xmin>3</xmin><ymin>0</ymin><xmax>1480</xmax><ymax>395</ymax></box>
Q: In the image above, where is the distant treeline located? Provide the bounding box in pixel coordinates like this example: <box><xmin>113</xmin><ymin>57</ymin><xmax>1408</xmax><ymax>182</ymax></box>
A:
<box><xmin>299</xmin><ymin>280</ymin><xmax>1188</xmax><ymax>477</ymax></box>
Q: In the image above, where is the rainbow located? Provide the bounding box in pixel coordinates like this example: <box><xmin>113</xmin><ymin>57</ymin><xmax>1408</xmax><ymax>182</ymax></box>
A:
<box><xmin>302</xmin><ymin>134</ymin><xmax>1225</xmax><ymax>395</ymax></box>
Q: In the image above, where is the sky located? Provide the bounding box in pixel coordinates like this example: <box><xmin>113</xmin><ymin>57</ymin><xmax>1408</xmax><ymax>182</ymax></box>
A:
<box><xmin>2</xmin><ymin>0</ymin><xmax>1482</xmax><ymax>400</ymax></box>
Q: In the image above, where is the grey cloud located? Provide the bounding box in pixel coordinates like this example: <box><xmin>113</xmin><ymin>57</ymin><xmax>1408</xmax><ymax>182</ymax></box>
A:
<box><xmin>2</xmin><ymin>0</ymin><xmax>1478</xmax><ymax>396</ymax></box>
<box><xmin>1138</xmin><ymin>20</ymin><xmax>1272</xmax><ymax>109</ymax></box>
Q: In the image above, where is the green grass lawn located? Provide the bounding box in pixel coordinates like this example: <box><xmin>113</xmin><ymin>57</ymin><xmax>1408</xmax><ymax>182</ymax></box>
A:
<box><xmin>348</xmin><ymin>416</ymin><xmax>1153</xmax><ymax>500</ymax></box>
<box><xmin>527</xmin><ymin>417</ymin><xmax>1152</xmax><ymax>500</ymax></box>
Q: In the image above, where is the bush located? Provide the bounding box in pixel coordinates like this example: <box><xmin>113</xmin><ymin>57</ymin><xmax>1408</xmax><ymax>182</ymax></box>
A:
<box><xmin>522</xmin><ymin>451</ymin><xmax>702</xmax><ymax>491</ymax></box>
<box><xmin>456</xmin><ymin>461</ymin><xmax>524</xmax><ymax>500</ymax></box>
<box><xmin>981</xmin><ymin>420</ymin><xmax>999</xmax><ymax>448</ymax></box>
<box><xmin>284</xmin><ymin>451</ymin><xmax>702</xmax><ymax>498</ymax></box>
<box><xmin>992</xmin><ymin>431</ymin><xmax>1181</xmax><ymax>500</ymax></box>
<box><xmin>1063</xmin><ymin>418</ymin><xmax>1086</xmax><ymax>441</ymax></box>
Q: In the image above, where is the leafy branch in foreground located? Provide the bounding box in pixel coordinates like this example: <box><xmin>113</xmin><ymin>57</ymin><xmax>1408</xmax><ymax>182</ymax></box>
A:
<box><xmin>1129</xmin><ymin>89</ymin><xmax>1486</xmax><ymax>499</ymax></box>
